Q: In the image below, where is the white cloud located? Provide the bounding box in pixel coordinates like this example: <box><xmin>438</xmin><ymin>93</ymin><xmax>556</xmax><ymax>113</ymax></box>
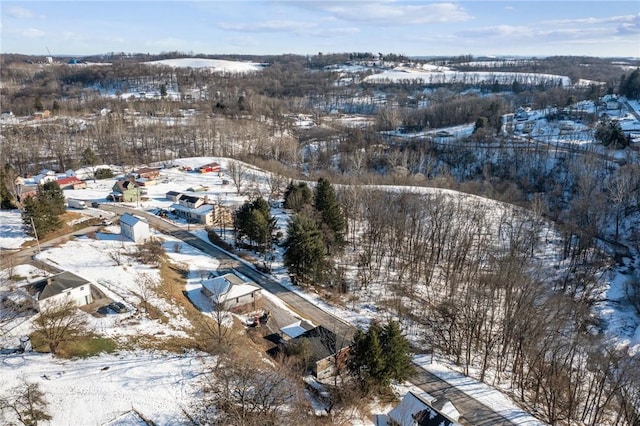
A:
<box><xmin>6</xmin><ymin>6</ymin><xmax>34</xmax><ymax>19</ymax></box>
<box><xmin>218</xmin><ymin>20</ymin><xmax>359</xmax><ymax>37</ymax></box>
<box><xmin>299</xmin><ymin>1</ymin><xmax>473</xmax><ymax>25</ymax></box>
<box><xmin>21</xmin><ymin>28</ymin><xmax>46</xmax><ymax>38</ymax></box>
<box><xmin>219</xmin><ymin>20</ymin><xmax>314</xmax><ymax>33</ymax></box>
<box><xmin>616</xmin><ymin>14</ymin><xmax>640</xmax><ymax>35</ymax></box>
<box><xmin>543</xmin><ymin>14</ymin><xmax>639</xmax><ymax>26</ymax></box>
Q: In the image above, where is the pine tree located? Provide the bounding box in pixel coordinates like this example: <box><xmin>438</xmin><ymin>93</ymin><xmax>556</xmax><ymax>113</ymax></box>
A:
<box><xmin>348</xmin><ymin>320</ymin><xmax>413</xmax><ymax>392</ymax></box>
<box><xmin>21</xmin><ymin>182</ymin><xmax>65</xmax><ymax>237</ymax></box>
<box><xmin>313</xmin><ymin>178</ymin><xmax>345</xmax><ymax>251</ymax></box>
<box><xmin>283</xmin><ymin>181</ymin><xmax>312</xmax><ymax>211</ymax></box>
<box><xmin>0</xmin><ymin>166</ymin><xmax>16</xmax><ymax>209</ymax></box>
<box><xmin>380</xmin><ymin>320</ymin><xmax>413</xmax><ymax>383</ymax></box>
<box><xmin>233</xmin><ymin>197</ymin><xmax>274</xmax><ymax>250</ymax></box>
<box><xmin>283</xmin><ymin>213</ymin><xmax>325</xmax><ymax>284</ymax></box>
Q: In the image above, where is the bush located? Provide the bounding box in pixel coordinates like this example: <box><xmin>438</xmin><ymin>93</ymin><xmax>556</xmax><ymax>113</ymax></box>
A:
<box><xmin>94</xmin><ymin>168</ymin><xmax>114</xmax><ymax>179</ymax></box>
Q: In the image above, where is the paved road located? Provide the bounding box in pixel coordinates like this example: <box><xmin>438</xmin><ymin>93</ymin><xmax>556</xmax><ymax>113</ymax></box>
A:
<box><xmin>96</xmin><ymin>204</ymin><xmax>518</xmax><ymax>425</ymax></box>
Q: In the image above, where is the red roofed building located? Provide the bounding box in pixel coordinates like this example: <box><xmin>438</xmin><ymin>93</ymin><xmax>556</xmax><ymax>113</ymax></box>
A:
<box><xmin>57</xmin><ymin>176</ymin><xmax>87</xmax><ymax>190</ymax></box>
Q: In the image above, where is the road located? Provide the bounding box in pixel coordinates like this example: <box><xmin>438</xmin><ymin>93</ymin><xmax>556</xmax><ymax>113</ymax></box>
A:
<box><xmin>94</xmin><ymin>204</ymin><xmax>519</xmax><ymax>425</ymax></box>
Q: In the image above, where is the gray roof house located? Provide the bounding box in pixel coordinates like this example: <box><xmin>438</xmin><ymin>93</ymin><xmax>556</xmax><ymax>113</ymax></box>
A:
<box><xmin>384</xmin><ymin>391</ymin><xmax>461</xmax><ymax>426</ymax></box>
<box><xmin>31</xmin><ymin>271</ymin><xmax>93</xmax><ymax>311</ymax></box>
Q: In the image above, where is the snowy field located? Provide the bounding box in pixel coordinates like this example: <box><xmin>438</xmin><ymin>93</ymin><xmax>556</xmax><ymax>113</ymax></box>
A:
<box><xmin>2</xmin><ymin>156</ymin><xmax>638</xmax><ymax>425</ymax></box>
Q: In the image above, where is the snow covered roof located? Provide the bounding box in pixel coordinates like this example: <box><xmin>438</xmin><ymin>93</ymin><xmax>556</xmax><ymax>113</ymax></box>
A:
<box><xmin>280</xmin><ymin>320</ymin><xmax>314</xmax><ymax>339</ymax></box>
<box><xmin>171</xmin><ymin>203</ymin><xmax>213</xmax><ymax>216</ymax></box>
<box><xmin>388</xmin><ymin>391</ymin><xmax>461</xmax><ymax>426</ymax></box>
<box><xmin>31</xmin><ymin>271</ymin><xmax>90</xmax><ymax>300</ymax></box>
<box><xmin>119</xmin><ymin>213</ymin><xmax>147</xmax><ymax>227</ymax></box>
<box><xmin>201</xmin><ymin>273</ymin><xmax>260</xmax><ymax>304</ymax></box>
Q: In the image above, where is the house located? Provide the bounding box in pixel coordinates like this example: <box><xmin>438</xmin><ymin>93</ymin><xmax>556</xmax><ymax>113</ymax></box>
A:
<box><xmin>186</xmin><ymin>185</ymin><xmax>207</xmax><ymax>192</ymax></box>
<box><xmin>279</xmin><ymin>320</ymin><xmax>315</xmax><ymax>341</ymax></box>
<box><xmin>197</xmin><ymin>162</ymin><xmax>221</xmax><ymax>174</ymax></box>
<box><xmin>33</xmin><ymin>110</ymin><xmax>52</xmax><ymax>120</ymax></box>
<box><xmin>200</xmin><ymin>273</ymin><xmax>262</xmax><ymax>313</ymax></box>
<box><xmin>57</xmin><ymin>176</ymin><xmax>87</xmax><ymax>190</ymax></box>
<box><xmin>30</xmin><ymin>271</ymin><xmax>93</xmax><ymax>311</ymax></box>
<box><xmin>15</xmin><ymin>184</ymin><xmax>38</xmax><ymax>203</ymax></box>
<box><xmin>269</xmin><ymin>325</ymin><xmax>352</xmax><ymax>380</ymax></box>
<box><xmin>171</xmin><ymin>203</ymin><xmax>215</xmax><ymax>225</ymax></box>
<box><xmin>31</xmin><ymin>173</ymin><xmax>57</xmax><ymax>186</ymax></box>
<box><xmin>385</xmin><ymin>391</ymin><xmax>461</xmax><ymax>426</ymax></box>
<box><xmin>112</xmin><ymin>177</ymin><xmax>147</xmax><ymax>202</ymax></box>
<box><xmin>178</xmin><ymin>194</ymin><xmax>205</xmax><ymax>209</ymax></box>
<box><xmin>132</xmin><ymin>167</ymin><xmax>161</xmax><ymax>179</ymax></box>
<box><xmin>165</xmin><ymin>191</ymin><xmax>182</xmax><ymax>202</ymax></box>
<box><xmin>119</xmin><ymin>213</ymin><xmax>150</xmax><ymax>243</ymax></box>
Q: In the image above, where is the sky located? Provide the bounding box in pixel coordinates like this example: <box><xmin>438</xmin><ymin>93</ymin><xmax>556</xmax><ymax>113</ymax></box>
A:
<box><xmin>1</xmin><ymin>1</ymin><xmax>639</xmax><ymax>58</ymax></box>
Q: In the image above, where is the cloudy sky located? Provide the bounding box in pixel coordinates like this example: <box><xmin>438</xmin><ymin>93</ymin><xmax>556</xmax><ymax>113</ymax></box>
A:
<box><xmin>2</xmin><ymin>1</ymin><xmax>639</xmax><ymax>58</ymax></box>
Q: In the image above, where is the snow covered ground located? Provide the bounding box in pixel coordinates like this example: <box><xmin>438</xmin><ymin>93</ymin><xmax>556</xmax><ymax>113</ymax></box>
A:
<box><xmin>0</xmin><ymin>351</ymin><xmax>202</xmax><ymax>425</ymax></box>
<box><xmin>2</xmin><ymin>156</ymin><xmax>638</xmax><ymax>425</ymax></box>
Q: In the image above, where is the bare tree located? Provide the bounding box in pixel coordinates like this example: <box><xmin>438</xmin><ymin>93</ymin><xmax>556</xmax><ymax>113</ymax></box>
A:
<box><xmin>192</xmin><ymin>353</ymin><xmax>308</xmax><ymax>425</ymax></box>
<box><xmin>135</xmin><ymin>272</ymin><xmax>157</xmax><ymax>316</ymax></box>
<box><xmin>227</xmin><ymin>160</ymin><xmax>249</xmax><ymax>195</ymax></box>
<box><xmin>0</xmin><ymin>380</ymin><xmax>52</xmax><ymax>426</ymax></box>
<box><xmin>32</xmin><ymin>299</ymin><xmax>86</xmax><ymax>356</ymax></box>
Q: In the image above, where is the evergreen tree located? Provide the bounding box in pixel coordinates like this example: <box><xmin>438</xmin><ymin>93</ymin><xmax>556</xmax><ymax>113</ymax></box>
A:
<box><xmin>595</xmin><ymin>118</ymin><xmax>629</xmax><ymax>149</ymax></box>
<box><xmin>348</xmin><ymin>320</ymin><xmax>413</xmax><ymax>392</ymax></box>
<box><xmin>283</xmin><ymin>213</ymin><xmax>325</xmax><ymax>284</ymax></box>
<box><xmin>313</xmin><ymin>178</ymin><xmax>346</xmax><ymax>251</ymax></box>
<box><xmin>0</xmin><ymin>166</ymin><xmax>16</xmax><ymax>209</ymax></box>
<box><xmin>40</xmin><ymin>181</ymin><xmax>66</xmax><ymax>215</ymax></box>
<box><xmin>380</xmin><ymin>320</ymin><xmax>413</xmax><ymax>383</ymax></box>
<box><xmin>233</xmin><ymin>197</ymin><xmax>274</xmax><ymax>250</ymax></box>
<box><xmin>283</xmin><ymin>181</ymin><xmax>312</xmax><ymax>211</ymax></box>
<box><xmin>21</xmin><ymin>182</ymin><xmax>65</xmax><ymax>237</ymax></box>
<box><xmin>619</xmin><ymin>68</ymin><xmax>640</xmax><ymax>100</ymax></box>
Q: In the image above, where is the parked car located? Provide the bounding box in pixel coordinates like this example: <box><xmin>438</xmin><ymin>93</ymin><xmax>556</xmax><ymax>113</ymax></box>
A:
<box><xmin>97</xmin><ymin>305</ymin><xmax>111</xmax><ymax>315</ymax></box>
<box><xmin>108</xmin><ymin>301</ymin><xmax>128</xmax><ymax>313</ymax></box>
<box><xmin>100</xmin><ymin>219</ymin><xmax>113</xmax><ymax>226</ymax></box>
<box><xmin>91</xmin><ymin>201</ymin><xmax>100</xmax><ymax>208</ymax></box>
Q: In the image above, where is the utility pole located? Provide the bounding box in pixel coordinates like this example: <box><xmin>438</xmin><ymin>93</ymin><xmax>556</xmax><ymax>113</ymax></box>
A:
<box><xmin>30</xmin><ymin>217</ymin><xmax>41</xmax><ymax>254</ymax></box>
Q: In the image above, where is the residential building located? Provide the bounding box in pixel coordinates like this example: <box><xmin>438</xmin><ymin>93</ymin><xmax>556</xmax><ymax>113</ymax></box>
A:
<box><xmin>384</xmin><ymin>391</ymin><xmax>461</xmax><ymax>426</ymax></box>
<box><xmin>119</xmin><ymin>213</ymin><xmax>150</xmax><ymax>243</ymax></box>
<box><xmin>269</xmin><ymin>325</ymin><xmax>352</xmax><ymax>380</ymax></box>
<box><xmin>111</xmin><ymin>177</ymin><xmax>147</xmax><ymax>202</ymax></box>
<box><xmin>57</xmin><ymin>176</ymin><xmax>87</xmax><ymax>190</ymax></box>
<box><xmin>200</xmin><ymin>273</ymin><xmax>262</xmax><ymax>313</ymax></box>
<box><xmin>165</xmin><ymin>191</ymin><xmax>182</xmax><ymax>202</ymax></box>
<box><xmin>31</xmin><ymin>271</ymin><xmax>93</xmax><ymax>311</ymax></box>
<box><xmin>132</xmin><ymin>167</ymin><xmax>161</xmax><ymax>180</ymax></box>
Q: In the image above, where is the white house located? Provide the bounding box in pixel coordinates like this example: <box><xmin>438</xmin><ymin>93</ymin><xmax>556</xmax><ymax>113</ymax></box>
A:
<box><xmin>32</xmin><ymin>271</ymin><xmax>93</xmax><ymax>311</ymax></box>
<box><xmin>119</xmin><ymin>213</ymin><xmax>150</xmax><ymax>243</ymax></box>
<box><xmin>200</xmin><ymin>273</ymin><xmax>262</xmax><ymax>313</ymax></box>
<box><xmin>171</xmin><ymin>203</ymin><xmax>215</xmax><ymax>225</ymax></box>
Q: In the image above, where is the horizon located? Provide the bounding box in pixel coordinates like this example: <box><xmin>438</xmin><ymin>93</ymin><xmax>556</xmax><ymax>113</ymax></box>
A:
<box><xmin>2</xmin><ymin>1</ymin><xmax>639</xmax><ymax>58</ymax></box>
